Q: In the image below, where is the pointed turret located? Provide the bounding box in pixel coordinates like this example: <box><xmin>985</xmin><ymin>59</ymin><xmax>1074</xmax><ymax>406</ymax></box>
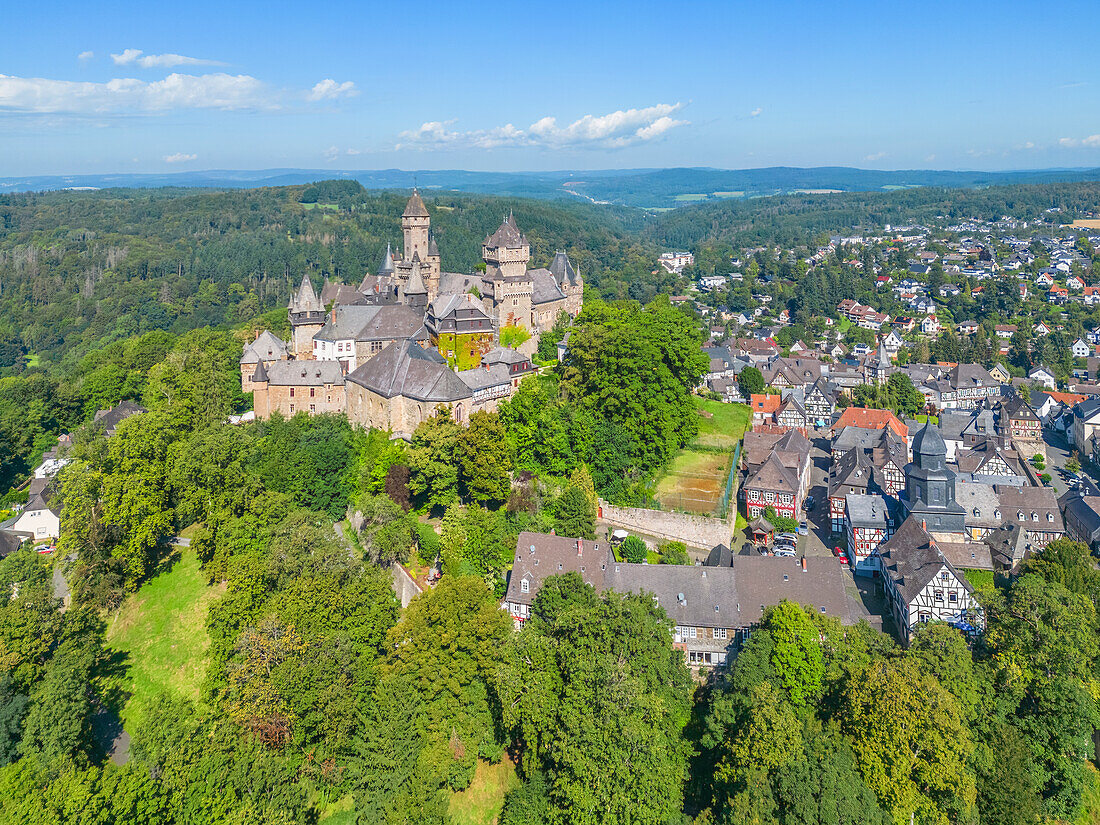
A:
<box><xmin>549</xmin><ymin>251</ymin><xmax>578</xmax><ymax>285</ymax></box>
<box><xmin>427</xmin><ymin>231</ymin><xmax>439</xmax><ymax>258</ymax></box>
<box><xmin>378</xmin><ymin>242</ymin><xmax>395</xmax><ymax>276</ymax></box>
<box><xmin>403</xmin><ymin>252</ymin><xmax>428</xmax><ymax>310</ymax></box>
<box><xmin>402</xmin><ymin>188</ymin><xmax>430</xmax><ymax>218</ymax></box>
<box><xmin>290</xmin><ymin>274</ymin><xmax>323</xmax><ymax>314</ymax></box>
<box><xmin>252</xmin><ymin>360</ymin><xmax>269</xmax><ymax>383</ymax></box>
<box><xmin>876</xmin><ymin>339</ymin><xmax>891</xmax><ymax>368</ymax></box>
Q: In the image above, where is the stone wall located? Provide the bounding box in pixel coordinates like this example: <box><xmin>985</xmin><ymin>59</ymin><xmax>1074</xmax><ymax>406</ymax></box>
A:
<box><xmin>598</xmin><ymin>500</ymin><xmax>732</xmax><ymax>550</ymax></box>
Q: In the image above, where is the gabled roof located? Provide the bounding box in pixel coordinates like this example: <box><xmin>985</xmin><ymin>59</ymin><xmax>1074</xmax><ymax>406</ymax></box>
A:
<box><xmin>92</xmin><ymin>401</ymin><xmax>147</xmax><ymax>436</ymax></box>
<box><xmin>745</xmin><ymin>452</ymin><xmax>799</xmax><ymax>494</ymax></box>
<box><xmin>346</xmin><ymin>339</ymin><xmax>471</xmax><ymax>403</ymax></box>
<box><xmin>832</xmin><ymin>407</ymin><xmax>908</xmax><ymax>438</ymax></box>
<box><xmin>530</xmin><ymin>268</ymin><xmax>567</xmax><ymax>305</ymax></box>
<box><xmin>262</xmin><ymin>360</ymin><xmax>344</xmax><ymax>387</ymax></box>
<box><xmin>878</xmin><ymin>516</ymin><xmax>973</xmax><ymax>604</ymax></box>
<box><xmin>241</xmin><ymin>330</ymin><xmax>289</xmax><ymax>365</ymax></box>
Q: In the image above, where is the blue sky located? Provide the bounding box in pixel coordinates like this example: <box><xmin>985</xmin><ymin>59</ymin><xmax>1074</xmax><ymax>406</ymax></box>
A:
<box><xmin>3</xmin><ymin>0</ymin><xmax>1100</xmax><ymax>175</ymax></box>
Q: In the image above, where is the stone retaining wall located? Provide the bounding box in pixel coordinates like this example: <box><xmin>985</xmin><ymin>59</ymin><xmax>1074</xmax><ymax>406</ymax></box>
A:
<box><xmin>598</xmin><ymin>500</ymin><xmax>732</xmax><ymax>550</ymax></box>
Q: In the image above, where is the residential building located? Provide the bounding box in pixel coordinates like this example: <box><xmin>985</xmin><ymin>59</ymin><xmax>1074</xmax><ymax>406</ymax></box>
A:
<box><xmin>251</xmin><ymin>360</ymin><xmax>346</xmax><ymax>420</ymax></box>
<box><xmin>845</xmin><ymin>493</ymin><xmax>894</xmax><ymax>575</ymax></box>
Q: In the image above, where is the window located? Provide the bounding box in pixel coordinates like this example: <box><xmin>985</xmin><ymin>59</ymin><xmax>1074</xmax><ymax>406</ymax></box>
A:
<box><xmin>949</xmin><ymin>593</ymin><xmax>957</xmax><ymax>603</ymax></box>
<box><xmin>940</xmin><ymin>572</ymin><xmax>950</xmax><ymax>581</ymax></box>
<box><xmin>289</xmin><ymin>404</ymin><xmax>294</xmax><ymax>413</ymax></box>
<box><xmin>310</xmin><ymin>387</ymin><xmax>315</xmax><ymax>398</ymax></box>
<box><xmin>520</xmin><ymin>579</ymin><xmax>529</xmax><ymax>593</ymax></box>
<box><xmin>1032</xmin><ymin>512</ymin><xmax>1038</xmax><ymax>522</ymax></box>
<box><xmin>688</xmin><ymin>627</ymin><xmax>697</xmax><ymax>639</ymax></box>
<box><xmin>290</xmin><ymin>388</ymin><xmax>295</xmax><ymax>397</ymax></box>
<box><xmin>1047</xmin><ymin>513</ymin><xmax>1054</xmax><ymax>523</ymax></box>
<box><xmin>309</xmin><ymin>405</ymin><xmax>315</xmax><ymax>413</ymax></box>
<box><xmin>713</xmin><ymin>628</ymin><xmax>728</xmax><ymax>640</ymax></box>
<box><xmin>934</xmin><ymin>590</ymin><xmax>943</xmax><ymax>601</ymax></box>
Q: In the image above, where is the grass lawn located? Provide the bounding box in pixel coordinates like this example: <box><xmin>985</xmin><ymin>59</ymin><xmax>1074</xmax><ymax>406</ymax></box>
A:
<box><xmin>23</xmin><ymin>352</ymin><xmax>41</xmax><ymax>368</ymax></box>
<box><xmin>672</xmin><ymin>193</ymin><xmax>708</xmax><ymax>202</ymax></box>
<box><xmin>105</xmin><ymin>547</ymin><xmax>224</xmax><ymax>730</ymax></box>
<box><xmin>693</xmin><ymin>398</ymin><xmax>751</xmax><ymax>449</ymax></box>
<box><xmin>837</xmin><ymin>316</ymin><xmax>852</xmax><ymax>333</ymax></box>
<box><xmin>448</xmin><ymin>757</ymin><xmax>519</xmax><ymax>825</ymax></box>
<box><xmin>1076</xmin><ymin>764</ymin><xmax>1100</xmax><ymax>825</ymax></box>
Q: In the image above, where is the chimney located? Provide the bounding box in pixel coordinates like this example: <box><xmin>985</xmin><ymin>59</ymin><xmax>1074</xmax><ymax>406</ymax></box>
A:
<box><xmin>921</xmin><ymin>518</ymin><xmax>927</xmax><ymax>530</ymax></box>
<box><xmin>800</xmin><ymin>556</ymin><xmax>807</xmax><ymax>573</ymax></box>
<box><xmin>576</xmin><ymin>539</ymin><xmax>582</xmax><ymax>557</ymax></box>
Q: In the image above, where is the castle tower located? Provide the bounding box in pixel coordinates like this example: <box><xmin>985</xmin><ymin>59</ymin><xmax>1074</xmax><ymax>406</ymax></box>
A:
<box><xmin>402</xmin><ymin>189</ymin><xmax>431</xmax><ymax>263</ymax></box>
<box><xmin>288</xmin><ymin>274</ymin><xmax>325</xmax><ymax>358</ymax></box>
<box><xmin>251</xmin><ymin>360</ymin><xmax>271</xmax><ymax>418</ymax></box>
<box><xmin>904</xmin><ymin>423</ymin><xmax>966</xmax><ymax>534</ymax></box>
<box><xmin>402</xmin><ymin>252</ymin><xmax>429</xmax><ymax>311</ymax></box>
<box><xmin>549</xmin><ymin>251</ymin><xmax>584</xmax><ymax>317</ymax></box>
<box><xmin>483</xmin><ymin>211</ymin><xmax>530</xmax><ymax>280</ymax></box>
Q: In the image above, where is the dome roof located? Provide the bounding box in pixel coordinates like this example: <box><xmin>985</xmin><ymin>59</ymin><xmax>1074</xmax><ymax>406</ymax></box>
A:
<box><xmin>912</xmin><ymin>422</ymin><xmax>946</xmax><ymax>457</ymax></box>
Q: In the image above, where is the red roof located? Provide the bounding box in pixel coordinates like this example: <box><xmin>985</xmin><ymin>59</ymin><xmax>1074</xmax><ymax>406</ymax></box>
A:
<box><xmin>751</xmin><ymin>393</ymin><xmax>781</xmax><ymax>414</ymax></box>
<box><xmin>832</xmin><ymin>407</ymin><xmax>909</xmax><ymax>439</ymax></box>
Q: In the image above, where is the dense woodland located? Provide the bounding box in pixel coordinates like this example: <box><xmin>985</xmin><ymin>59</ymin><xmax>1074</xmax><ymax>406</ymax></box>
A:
<box><xmin>2</xmin><ymin>182</ymin><xmax>1100</xmax><ymax>823</ymax></box>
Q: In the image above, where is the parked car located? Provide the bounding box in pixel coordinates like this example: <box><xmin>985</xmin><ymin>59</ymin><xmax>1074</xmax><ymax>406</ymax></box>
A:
<box><xmin>773</xmin><ymin>547</ymin><xmax>796</xmax><ymax>558</ymax></box>
<box><xmin>837</xmin><ymin>550</ymin><xmax>849</xmax><ymax>565</ymax></box>
<box><xmin>776</xmin><ymin>532</ymin><xmax>798</xmax><ymax>543</ymax></box>
<box><xmin>797</xmin><ymin>521</ymin><xmax>809</xmax><ymax>536</ymax></box>
<box><xmin>803</xmin><ymin>495</ymin><xmax>815</xmax><ymax>511</ymax></box>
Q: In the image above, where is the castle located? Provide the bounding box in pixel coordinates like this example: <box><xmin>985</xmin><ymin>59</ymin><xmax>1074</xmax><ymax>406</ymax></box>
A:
<box><xmin>246</xmin><ymin>191</ymin><xmax>581</xmax><ymax>436</ymax></box>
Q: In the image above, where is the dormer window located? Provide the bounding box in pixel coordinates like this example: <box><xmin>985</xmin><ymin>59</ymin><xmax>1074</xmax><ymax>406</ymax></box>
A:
<box><xmin>994</xmin><ymin>509</ymin><xmax>1000</xmax><ymax>519</ymax></box>
<box><xmin>1017</xmin><ymin>511</ymin><xmax>1025</xmax><ymax>521</ymax></box>
<box><xmin>520</xmin><ymin>579</ymin><xmax>529</xmax><ymax>593</ymax></box>
<box><xmin>1032</xmin><ymin>512</ymin><xmax>1039</xmax><ymax>522</ymax></box>
<box><xmin>1047</xmin><ymin>513</ymin><xmax>1054</xmax><ymax>522</ymax></box>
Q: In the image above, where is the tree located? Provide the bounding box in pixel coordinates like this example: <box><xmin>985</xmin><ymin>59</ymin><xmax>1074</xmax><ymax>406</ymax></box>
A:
<box><xmin>500</xmin><ymin>325</ymin><xmax>531</xmax><ymax>348</ymax></box>
<box><xmin>661</xmin><ymin>541</ymin><xmax>690</xmax><ymax>565</ymax></box>
<box><xmin>407</xmin><ymin>411</ymin><xmax>462</xmax><ymax>511</ymax></box>
<box><xmin>1065</xmin><ymin>456</ymin><xmax>1080</xmax><ymax>475</ymax></box>
<box><xmin>495</xmin><ymin>575</ymin><xmax>693</xmax><ymax>825</ymax></box>
<box><xmin>620</xmin><ymin>535</ymin><xmax>647</xmax><ymax>563</ymax></box>
<box><xmin>738</xmin><ymin>366</ymin><xmax>764</xmax><ymax>396</ymax></box>
<box><xmin>458</xmin><ymin>411</ymin><xmax>512</xmax><ymax>504</ymax></box>
<box><xmin>553</xmin><ymin>485</ymin><xmax>595</xmax><ymax>540</ymax></box>
<box><xmin>766</xmin><ymin>601</ymin><xmax>824</xmax><ymax>708</ymax></box>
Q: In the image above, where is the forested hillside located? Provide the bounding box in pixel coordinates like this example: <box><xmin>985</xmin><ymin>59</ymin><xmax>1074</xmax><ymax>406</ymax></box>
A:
<box><xmin>0</xmin><ymin>184</ymin><xmax>666</xmax><ymax>369</ymax></box>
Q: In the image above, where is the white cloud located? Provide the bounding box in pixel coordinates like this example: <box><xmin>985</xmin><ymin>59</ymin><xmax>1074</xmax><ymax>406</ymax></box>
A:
<box><xmin>0</xmin><ymin>72</ymin><xmax>283</xmax><ymax>113</ymax></box>
<box><xmin>308</xmin><ymin>79</ymin><xmax>358</xmax><ymax>101</ymax></box>
<box><xmin>111</xmin><ymin>48</ymin><xmax>226</xmax><ymax>69</ymax></box>
<box><xmin>397</xmin><ymin>103</ymin><xmax>688</xmax><ymax>150</ymax></box>
<box><xmin>925</xmin><ymin>154</ymin><xmax>937</xmax><ymax>163</ymax></box>
<box><xmin>749</xmin><ymin>107</ymin><xmax>763</xmax><ymax>117</ymax></box>
<box><xmin>77</xmin><ymin>51</ymin><xmax>94</xmax><ymax>61</ymax></box>
<box><xmin>864</xmin><ymin>151</ymin><xmax>886</xmax><ymax>162</ymax></box>
<box><xmin>324</xmin><ymin>146</ymin><xmax>363</xmax><ymax>161</ymax></box>
<box><xmin>1060</xmin><ymin>135</ymin><xmax>1100</xmax><ymax>148</ymax></box>
<box><xmin>164</xmin><ymin>152</ymin><xmax>197</xmax><ymax>163</ymax></box>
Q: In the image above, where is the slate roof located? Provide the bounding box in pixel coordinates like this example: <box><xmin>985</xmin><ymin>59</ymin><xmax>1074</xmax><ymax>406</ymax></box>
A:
<box><xmin>829</xmin><ymin>448</ymin><xmax>874</xmax><ymax>497</ymax></box>
<box><xmin>956</xmin><ymin>441</ymin><xmax>1025</xmax><ymax>477</ymax></box>
<box><xmin>704</xmin><ymin>543</ymin><xmax>734</xmax><ymax>567</ymax></box>
<box><xmin>745</xmin><ymin>452</ymin><xmax>799</xmax><ymax>494</ymax></box>
<box><xmin>289</xmin><ymin>274</ymin><xmax>324</xmax><ymax>314</ymax></box>
<box><xmin>878</xmin><ymin>517</ymin><xmax>974</xmax><ymax>603</ymax></box>
<box><xmin>262</xmin><ymin>360</ymin><xmax>344</xmax><ymax>387</ymax></box>
<box><xmin>504</xmin><ymin>531</ymin><xmax>607</xmax><ymax>610</ymax></box>
<box><xmin>0</xmin><ymin>531</ymin><xmax>27</xmax><ymax>558</ymax></box>
<box><xmin>994</xmin><ymin>485</ymin><xmax>1064</xmax><ymax>532</ymax></box>
<box><xmin>241</xmin><ymin>331</ymin><xmax>289</xmax><ymax>365</ymax></box>
<box><xmin>605</xmin><ymin>554</ymin><xmax>853</xmax><ymax>628</ymax></box>
<box><xmin>485</xmin><ymin>212</ymin><xmax>526</xmax><ymax>248</ymax></box>
<box><xmin>377</xmin><ymin>242</ymin><xmax>395</xmax><ymax>275</ymax></box>
<box><xmin>346</xmin><ymin>339</ymin><xmax>471</xmax><ymax>403</ymax></box>
<box><xmin>402</xmin><ymin>190</ymin><xmax>430</xmax><ymax>219</ymax></box>
<box><xmin>314</xmin><ymin>304</ymin><xmax>426</xmax><ymax>343</ymax></box>
<box><xmin>530</xmin><ymin>268</ymin><xmax>567</xmax><ymax>305</ymax></box>
<box><xmin>937</xmin><ymin>540</ymin><xmax>994</xmax><ymax>571</ymax></box>
<box><xmin>845</xmin><ymin>493</ymin><xmax>889</xmax><ymax>528</ymax></box>
<box><xmin>93</xmin><ymin>401</ymin><xmax>147</xmax><ymax>436</ymax></box>
<box><xmin>457</xmin><ymin>362</ymin><xmax>519</xmax><ymax>391</ymax></box>
<box><xmin>949</xmin><ymin>363</ymin><xmax>998</xmax><ymax>390</ymax></box>
<box><xmin>549</xmin><ymin>251</ymin><xmax>579</xmax><ymax>285</ymax></box>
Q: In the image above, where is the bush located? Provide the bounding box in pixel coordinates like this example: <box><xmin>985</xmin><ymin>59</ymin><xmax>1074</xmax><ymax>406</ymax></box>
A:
<box><xmin>661</xmin><ymin>541</ymin><xmax>690</xmax><ymax>565</ymax></box>
<box><xmin>1039</xmin><ymin>473</ymin><xmax>1052</xmax><ymax>485</ymax></box>
<box><xmin>415</xmin><ymin>521</ymin><xmax>440</xmax><ymax>566</ymax></box>
<box><xmin>620</xmin><ymin>535</ymin><xmax>647</xmax><ymax>563</ymax></box>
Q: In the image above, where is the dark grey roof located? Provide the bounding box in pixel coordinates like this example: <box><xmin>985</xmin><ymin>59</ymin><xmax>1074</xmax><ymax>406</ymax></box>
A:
<box><xmin>428</xmin><ymin>233</ymin><xmax>439</xmax><ymax>258</ymax></box>
<box><xmin>93</xmin><ymin>401</ymin><xmax>147</xmax><ymax>436</ymax></box>
<box><xmin>994</xmin><ymin>485</ymin><xmax>1063</xmax><ymax>532</ymax></box>
<box><xmin>878</xmin><ymin>516</ymin><xmax>973</xmax><ymax>604</ymax></box>
<box><xmin>314</xmin><ymin>304</ymin><xmax>425</xmax><ymax>343</ymax></box>
<box><xmin>704</xmin><ymin>543</ymin><xmax>733</xmax><ymax>567</ymax></box>
<box><xmin>845</xmin><ymin>493</ymin><xmax>889</xmax><ymax>528</ymax></box>
<box><xmin>485</xmin><ymin>212</ymin><xmax>526</xmax><ymax>249</ymax></box>
<box><xmin>549</xmin><ymin>251</ymin><xmax>578</xmax><ymax>285</ymax></box>
<box><xmin>530</xmin><ymin>268</ymin><xmax>567</xmax><ymax>305</ymax></box>
<box><xmin>912</xmin><ymin>422</ymin><xmax>947</xmax><ymax>458</ymax></box>
<box><xmin>457</xmin><ymin>362</ymin><xmax>518</xmax><ymax>391</ymax></box>
<box><xmin>252</xmin><ymin>360</ymin><xmax>269</xmax><ymax>383</ymax></box>
<box><xmin>346</xmin><ymin>339</ymin><xmax>471</xmax><ymax>403</ymax></box>
<box><xmin>0</xmin><ymin>531</ymin><xmax>27</xmax><ymax>558</ymax></box>
<box><xmin>504</xmin><ymin>531</ymin><xmax>607</xmax><ymax>609</ymax></box>
<box><xmin>263</xmin><ymin>360</ymin><xmax>344</xmax><ymax>386</ymax></box>
<box><xmin>405</xmin><ymin>257</ymin><xmax>428</xmax><ymax>295</ymax></box>
<box><xmin>745</xmin><ymin>452</ymin><xmax>799</xmax><ymax>494</ymax></box>
<box><xmin>378</xmin><ymin>242</ymin><xmax>395</xmax><ymax>275</ymax></box>
<box><xmin>949</xmin><ymin>363</ymin><xmax>997</xmax><ymax>390</ymax></box>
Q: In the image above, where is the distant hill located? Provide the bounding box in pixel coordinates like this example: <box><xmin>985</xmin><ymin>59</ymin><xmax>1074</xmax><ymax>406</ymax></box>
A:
<box><xmin>4</xmin><ymin>165</ymin><xmax>1100</xmax><ymax>209</ymax></box>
